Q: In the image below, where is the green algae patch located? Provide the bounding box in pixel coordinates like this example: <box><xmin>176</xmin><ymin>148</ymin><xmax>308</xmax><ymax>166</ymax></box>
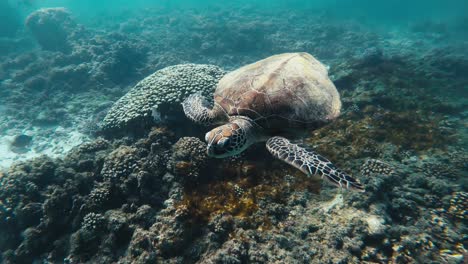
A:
<box><xmin>308</xmin><ymin>107</ymin><xmax>458</xmax><ymax>162</ymax></box>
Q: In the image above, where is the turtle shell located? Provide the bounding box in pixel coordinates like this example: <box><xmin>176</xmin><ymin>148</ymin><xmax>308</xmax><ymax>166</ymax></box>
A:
<box><xmin>214</xmin><ymin>52</ymin><xmax>341</xmax><ymax>133</ymax></box>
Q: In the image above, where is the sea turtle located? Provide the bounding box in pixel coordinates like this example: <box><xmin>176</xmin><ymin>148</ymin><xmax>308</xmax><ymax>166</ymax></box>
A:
<box><xmin>182</xmin><ymin>52</ymin><xmax>364</xmax><ymax>192</ymax></box>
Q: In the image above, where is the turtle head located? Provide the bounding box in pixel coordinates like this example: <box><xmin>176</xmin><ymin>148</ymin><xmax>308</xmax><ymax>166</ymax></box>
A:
<box><xmin>205</xmin><ymin>118</ymin><xmax>255</xmax><ymax>158</ymax></box>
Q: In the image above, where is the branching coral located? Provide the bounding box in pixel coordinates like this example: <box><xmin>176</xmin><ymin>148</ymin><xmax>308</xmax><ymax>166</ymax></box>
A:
<box><xmin>168</xmin><ymin>137</ymin><xmax>208</xmax><ymax>182</ymax></box>
<box><xmin>81</xmin><ymin>212</ymin><xmax>106</xmax><ymax>232</ymax></box>
<box><xmin>101</xmin><ymin>146</ymin><xmax>140</xmax><ymax>181</ymax></box>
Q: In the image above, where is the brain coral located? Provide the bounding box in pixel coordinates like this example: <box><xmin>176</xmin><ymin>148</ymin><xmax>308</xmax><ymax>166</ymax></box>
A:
<box><xmin>101</xmin><ymin>64</ymin><xmax>225</xmax><ymax>133</ymax></box>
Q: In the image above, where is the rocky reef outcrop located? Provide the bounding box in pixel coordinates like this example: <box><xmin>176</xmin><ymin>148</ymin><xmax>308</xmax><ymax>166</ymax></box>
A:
<box><xmin>25</xmin><ymin>8</ymin><xmax>80</xmax><ymax>53</ymax></box>
<box><xmin>0</xmin><ymin>116</ymin><xmax>466</xmax><ymax>263</ymax></box>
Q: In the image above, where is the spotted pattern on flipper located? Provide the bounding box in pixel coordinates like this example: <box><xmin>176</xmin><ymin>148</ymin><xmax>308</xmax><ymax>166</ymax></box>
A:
<box><xmin>182</xmin><ymin>93</ymin><xmax>226</xmax><ymax>126</ymax></box>
<box><xmin>266</xmin><ymin>136</ymin><xmax>364</xmax><ymax>192</ymax></box>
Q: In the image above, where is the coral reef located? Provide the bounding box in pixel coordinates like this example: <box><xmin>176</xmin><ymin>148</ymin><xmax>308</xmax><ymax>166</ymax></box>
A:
<box><xmin>0</xmin><ymin>4</ymin><xmax>466</xmax><ymax>264</ymax></box>
<box><xmin>360</xmin><ymin>159</ymin><xmax>395</xmax><ymax>177</ymax></box>
<box><xmin>448</xmin><ymin>192</ymin><xmax>467</xmax><ymax>221</ymax></box>
<box><xmin>25</xmin><ymin>8</ymin><xmax>78</xmax><ymax>53</ymax></box>
<box><xmin>101</xmin><ymin>146</ymin><xmax>141</xmax><ymax>181</ymax></box>
<box><xmin>168</xmin><ymin>137</ymin><xmax>208</xmax><ymax>182</ymax></box>
<box><xmin>100</xmin><ymin>64</ymin><xmax>225</xmax><ymax>134</ymax></box>
<box><xmin>0</xmin><ymin>117</ymin><xmax>466</xmax><ymax>263</ymax></box>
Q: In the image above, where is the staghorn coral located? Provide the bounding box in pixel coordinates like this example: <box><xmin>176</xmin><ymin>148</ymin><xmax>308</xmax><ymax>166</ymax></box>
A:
<box><xmin>100</xmin><ymin>64</ymin><xmax>225</xmax><ymax>133</ymax></box>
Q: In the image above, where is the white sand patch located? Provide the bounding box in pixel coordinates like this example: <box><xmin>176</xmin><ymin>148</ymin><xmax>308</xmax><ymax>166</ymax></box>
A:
<box><xmin>0</xmin><ymin>126</ymin><xmax>90</xmax><ymax>172</ymax></box>
<box><xmin>366</xmin><ymin>214</ymin><xmax>386</xmax><ymax>235</ymax></box>
<box><xmin>320</xmin><ymin>193</ymin><xmax>344</xmax><ymax>213</ymax></box>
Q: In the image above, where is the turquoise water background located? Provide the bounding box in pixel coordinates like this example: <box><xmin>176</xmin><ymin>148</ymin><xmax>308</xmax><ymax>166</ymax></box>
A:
<box><xmin>10</xmin><ymin>0</ymin><xmax>468</xmax><ymax>27</ymax></box>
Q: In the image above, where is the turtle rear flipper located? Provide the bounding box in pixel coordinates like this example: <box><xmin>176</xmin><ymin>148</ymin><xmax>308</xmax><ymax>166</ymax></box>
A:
<box><xmin>182</xmin><ymin>93</ymin><xmax>227</xmax><ymax>126</ymax></box>
<box><xmin>266</xmin><ymin>136</ymin><xmax>364</xmax><ymax>192</ymax></box>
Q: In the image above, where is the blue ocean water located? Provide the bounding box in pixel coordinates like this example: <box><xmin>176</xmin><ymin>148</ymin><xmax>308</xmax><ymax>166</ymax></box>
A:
<box><xmin>0</xmin><ymin>0</ymin><xmax>467</xmax><ymax>263</ymax></box>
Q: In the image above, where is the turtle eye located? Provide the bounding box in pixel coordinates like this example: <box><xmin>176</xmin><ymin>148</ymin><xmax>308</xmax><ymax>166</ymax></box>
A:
<box><xmin>218</xmin><ymin>137</ymin><xmax>230</xmax><ymax>148</ymax></box>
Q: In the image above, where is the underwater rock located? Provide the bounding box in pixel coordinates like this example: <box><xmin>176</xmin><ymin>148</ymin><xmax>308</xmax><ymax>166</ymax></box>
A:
<box><xmin>100</xmin><ymin>64</ymin><xmax>225</xmax><ymax>135</ymax></box>
<box><xmin>124</xmin><ymin>228</ymin><xmax>158</xmax><ymax>262</ymax></box>
<box><xmin>0</xmin><ymin>115</ymin><xmax>465</xmax><ymax>263</ymax></box>
<box><xmin>49</xmin><ymin>64</ymin><xmax>91</xmax><ymax>90</ymax></box>
<box><xmin>63</xmin><ymin>138</ymin><xmax>110</xmax><ymax>172</ymax></box>
<box><xmin>25</xmin><ymin>8</ymin><xmax>77</xmax><ymax>53</ymax></box>
<box><xmin>355</xmin><ymin>47</ymin><xmax>384</xmax><ymax>67</ymax></box>
<box><xmin>9</xmin><ymin>134</ymin><xmax>32</xmax><ymax>154</ymax></box>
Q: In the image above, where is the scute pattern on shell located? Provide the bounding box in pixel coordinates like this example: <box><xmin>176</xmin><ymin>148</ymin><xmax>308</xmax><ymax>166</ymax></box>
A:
<box><xmin>214</xmin><ymin>53</ymin><xmax>341</xmax><ymax>131</ymax></box>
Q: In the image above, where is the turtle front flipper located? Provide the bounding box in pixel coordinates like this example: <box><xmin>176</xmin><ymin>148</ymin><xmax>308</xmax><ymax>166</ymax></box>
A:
<box><xmin>266</xmin><ymin>136</ymin><xmax>364</xmax><ymax>192</ymax></box>
<box><xmin>182</xmin><ymin>93</ymin><xmax>227</xmax><ymax>126</ymax></box>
